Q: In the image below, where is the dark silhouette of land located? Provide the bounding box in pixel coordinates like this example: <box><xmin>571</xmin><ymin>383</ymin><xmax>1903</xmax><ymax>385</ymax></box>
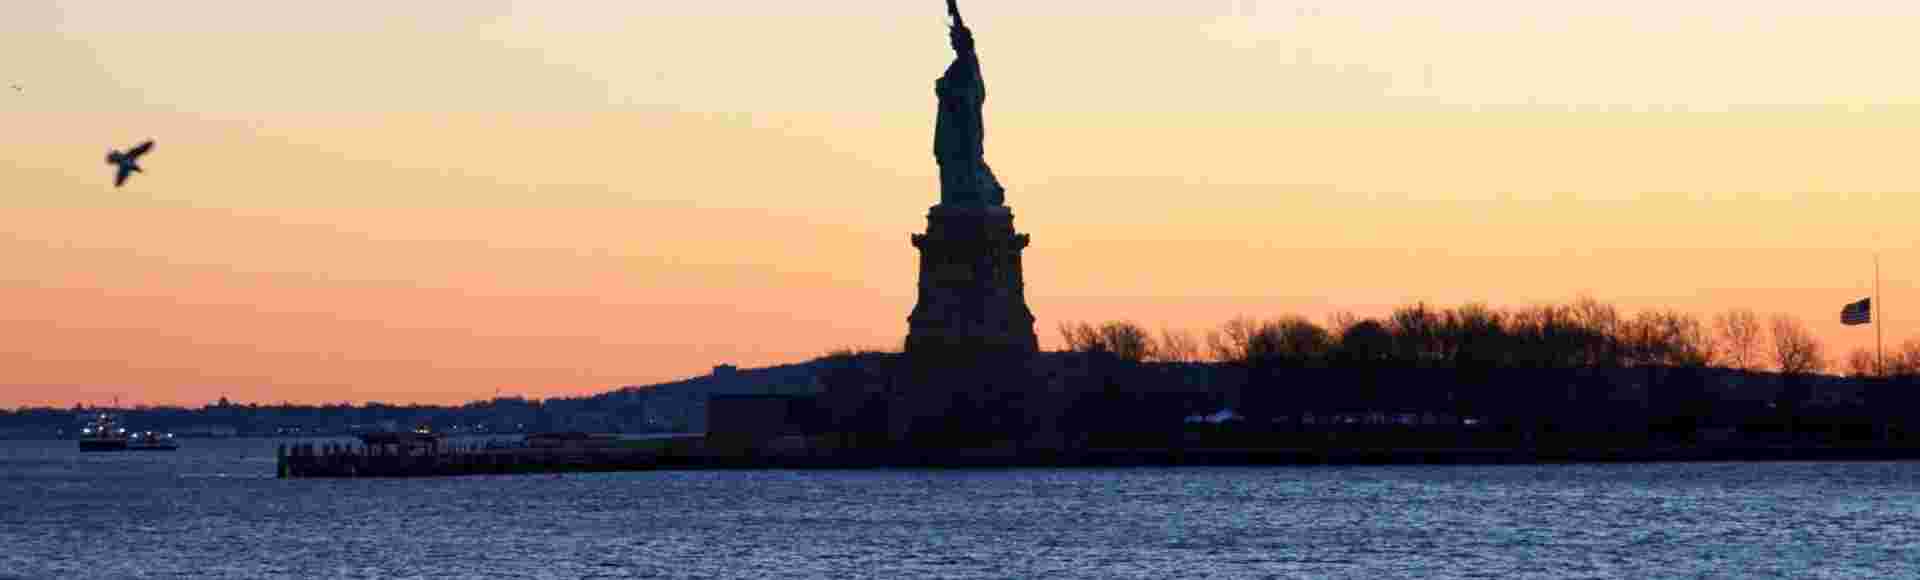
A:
<box><xmin>107</xmin><ymin>139</ymin><xmax>154</xmax><ymax>187</ymax></box>
<box><xmin>258</xmin><ymin>296</ymin><xmax>1920</xmax><ymax>477</ymax></box>
<box><xmin>802</xmin><ymin>299</ymin><xmax>1920</xmax><ymax>464</ymax></box>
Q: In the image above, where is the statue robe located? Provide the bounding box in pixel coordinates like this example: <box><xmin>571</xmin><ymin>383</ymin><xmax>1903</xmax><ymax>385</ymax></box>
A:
<box><xmin>934</xmin><ymin>25</ymin><xmax>1005</xmax><ymax>207</ymax></box>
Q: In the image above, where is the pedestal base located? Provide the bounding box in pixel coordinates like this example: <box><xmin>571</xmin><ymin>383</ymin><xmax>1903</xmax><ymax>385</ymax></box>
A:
<box><xmin>906</xmin><ymin>204</ymin><xmax>1038</xmax><ymax>359</ymax></box>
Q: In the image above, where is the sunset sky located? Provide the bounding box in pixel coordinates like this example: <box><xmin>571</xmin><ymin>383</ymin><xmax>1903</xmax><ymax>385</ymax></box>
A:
<box><xmin>5</xmin><ymin>1</ymin><xmax>1919</xmax><ymax>408</ymax></box>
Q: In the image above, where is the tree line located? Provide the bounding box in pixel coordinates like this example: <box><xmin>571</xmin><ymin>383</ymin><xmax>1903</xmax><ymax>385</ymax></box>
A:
<box><xmin>1057</xmin><ymin>297</ymin><xmax>1920</xmax><ymax>377</ymax></box>
<box><xmin>797</xmin><ymin>298</ymin><xmax>1920</xmax><ymax>451</ymax></box>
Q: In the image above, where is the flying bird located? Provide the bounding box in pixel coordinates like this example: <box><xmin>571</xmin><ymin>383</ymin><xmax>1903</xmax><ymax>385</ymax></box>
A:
<box><xmin>106</xmin><ymin>140</ymin><xmax>154</xmax><ymax>188</ymax></box>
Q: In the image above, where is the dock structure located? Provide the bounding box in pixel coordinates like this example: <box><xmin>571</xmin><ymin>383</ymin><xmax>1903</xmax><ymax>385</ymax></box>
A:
<box><xmin>276</xmin><ymin>432</ymin><xmax>698</xmax><ymax>478</ymax></box>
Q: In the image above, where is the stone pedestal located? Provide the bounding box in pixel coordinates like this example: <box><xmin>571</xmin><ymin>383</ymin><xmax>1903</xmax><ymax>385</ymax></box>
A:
<box><xmin>906</xmin><ymin>204</ymin><xmax>1038</xmax><ymax>358</ymax></box>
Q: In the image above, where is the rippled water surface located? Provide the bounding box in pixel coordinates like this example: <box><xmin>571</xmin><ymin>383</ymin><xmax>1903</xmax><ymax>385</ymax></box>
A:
<box><xmin>3</xmin><ymin>438</ymin><xmax>1919</xmax><ymax>578</ymax></box>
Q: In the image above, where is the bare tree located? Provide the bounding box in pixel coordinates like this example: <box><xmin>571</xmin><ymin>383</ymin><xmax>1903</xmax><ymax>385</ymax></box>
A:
<box><xmin>1618</xmin><ymin>313</ymin><xmax>1663</xmax><ymax>367</ymax></box>
<box><xmin>1845</xmin><ymin>348</ymin><xmax>1882</xmax><ymax>378</ymax></box>
<box><xmin>1714</xmin><ymin>308</ymin><xmax>1763</xmax><ymax>370</ymax></box>
<box><xmin>1058</xmin><ymin>321</ymin><xmax>1101</xmax><ymax>353</ymax></box>
<box><xmin>1666</xmin><ymin>311</ymin><xmax>1721</xmax><ymax>367</ymax></box>
<box><xmin>1152</xmin><ymin>326</ymin><xmax>1202</xmax><ymax>363</ymax></box>
<box><xmin>1446</xmin><ymin>302</ymin><xmax>1508</xmax><ymax>366</ymax></box>
<box><xmin>1506</xmin><ymin>303</ymin><xmax>1590</xmax><ymax>368</ymax></box>
<box><xmin>1623</xmin><ymin>309</ymin><xmax>1719</xmax><ymax>367</ymax></box>
<box><xmin>1095</xmin><ymin>321</ymin><xmax>1154</xmax><ymax>362</ymax></box>
<box><xmin>1324</xmin><ymin>311</ymin><xmax>1359</xmax><ymax>340</ymax></box>
<box><xmin>1387</xmin><ymin>303</ymin><xmax>1442</xmax><ymax>363</ymax></box>
<box><xmin>1569</xmin><ymin>295</ymin><xmax>1623</xmax><ymax>366</ymax></box>
<box><xmin>1769</xmin><ymin>314</ymin><xmax>1826</xmax><ymax>375</ymax></box>
<box><xmin>1058</xmin><ymin>321</ymin><xmax>1155</xmax><ymax>362</ymax></box>
<box><xmin>1207</xmin><ymin>316</ymin><xmax>1260</xmax><ymax>363</ymax></box>
<box><xmin>1888</xmin><ymin>338</ymin><xmax>1920</xmax><ymax>377</ymax></box>
<box><xmin>1247</xmin><ymin>316</ymin><xmax>1332</xmax><ymax>364</ymax></box>
<box><xmin>1570</xmin><ymin>295</ymin><xmax>1621</xmax><ymax>338</ymax></box>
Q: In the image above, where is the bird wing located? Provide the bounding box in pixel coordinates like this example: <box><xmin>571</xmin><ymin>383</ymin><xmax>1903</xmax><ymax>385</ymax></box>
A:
<box><xmin>114</xmin><ymin>164</ymin><xmax>134</xmax><ymax>187</ymax></box>
<box><xmin>128</xmin><ymin>140</ymin><xmax>154</xmax><ymax>159</ymax></box>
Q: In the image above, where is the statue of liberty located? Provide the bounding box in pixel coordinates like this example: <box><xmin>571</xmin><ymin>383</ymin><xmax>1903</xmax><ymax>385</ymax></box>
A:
<box><xmin>934</xmin><ymin>0</ymin><xmax>1005</xmax><ymax>207</ymax></box>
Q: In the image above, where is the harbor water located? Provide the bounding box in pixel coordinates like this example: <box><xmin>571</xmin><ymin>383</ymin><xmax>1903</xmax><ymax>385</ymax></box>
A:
<box><xmin>2</xmin><ymin>438</ymin><xmax>1917</xmax><ymax>578</ymax></box>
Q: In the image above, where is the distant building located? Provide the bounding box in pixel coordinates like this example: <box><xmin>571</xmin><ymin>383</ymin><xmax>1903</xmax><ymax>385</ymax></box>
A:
<box><xmin>713</xmin><ymin>364</ymin><xmax>739</xmax><ymax>378</ymax></box>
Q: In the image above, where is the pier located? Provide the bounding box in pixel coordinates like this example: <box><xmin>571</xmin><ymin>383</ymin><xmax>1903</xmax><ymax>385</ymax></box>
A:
<box><xmin>277</xmin><ymin>432</ymin><xmax>700</xmax><ymax>478</ymax></box>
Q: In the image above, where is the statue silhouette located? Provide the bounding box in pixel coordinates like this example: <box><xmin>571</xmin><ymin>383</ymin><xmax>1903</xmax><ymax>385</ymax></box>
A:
<box><xmin>934</xmin><ymin>0</ymin><xmax>1004</xmax><ymax>207</ymax></box>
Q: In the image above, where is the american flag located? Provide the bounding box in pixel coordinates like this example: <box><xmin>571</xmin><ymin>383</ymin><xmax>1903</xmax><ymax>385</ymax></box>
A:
<box><xmin>1841</xmin><ymin>297</ymin><xmax>1871</xmax><ymax>326</ymax></box>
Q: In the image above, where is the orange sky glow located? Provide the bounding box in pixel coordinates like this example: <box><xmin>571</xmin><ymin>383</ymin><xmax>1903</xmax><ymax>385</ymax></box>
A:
<box><xmin>5</xmin><ymin>2</ymin><xmax>1920</xmax><ymax>407</ymax></box>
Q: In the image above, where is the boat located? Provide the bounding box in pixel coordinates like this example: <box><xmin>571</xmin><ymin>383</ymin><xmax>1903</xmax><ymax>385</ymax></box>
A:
<box><xmin>78</xmin><ymin>413</ymin><xmax>129</xmax><ymax>452</ymax></box>
<box><xmin>127</xmin><ymin>430</ymin><xmax>180</xmax><ymax>451</ymax></box>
